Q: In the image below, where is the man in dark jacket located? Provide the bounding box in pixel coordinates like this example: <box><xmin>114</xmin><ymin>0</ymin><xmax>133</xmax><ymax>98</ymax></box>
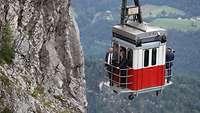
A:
<box><xmin>166</xmin><ymin>47</ymin><xmax>175</xmax><ymax>83</ymax></box>
<box><xmin>112</xmin><ymin>43</ymin><xmax>119</xmax><ymax>67</ymax></box>
<box><xmin>166</xmin><ymin>48</ymin><xmax>175</xmax><ymax>63</ymax></box>
<box><xmin>105</xmin><ymin>48</ymin><xmax>113</xmax><ymax>64</ymax></box>
<box><xmin>119</xmin><ymin>49</ymin><xmax>128</xmax><ymax>88</ymax></box>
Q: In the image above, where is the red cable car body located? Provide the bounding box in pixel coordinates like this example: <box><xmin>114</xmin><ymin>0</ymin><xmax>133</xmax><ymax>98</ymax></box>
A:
<box><xmin>104</xmin><ymin>0</ymin><xmax>174</xmax><ymax>99</ymax></box>
<box><xmin>110</xmin><ymin>23</ymin><xmax>172</xmax><ymax>93</ymax></box>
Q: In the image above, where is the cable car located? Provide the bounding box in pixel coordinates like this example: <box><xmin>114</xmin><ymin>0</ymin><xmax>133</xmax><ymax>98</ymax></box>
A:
<box><xmin>104</xmin><ymin>0</ymin><xmax>175</xmax><ymax>100</ymax></box>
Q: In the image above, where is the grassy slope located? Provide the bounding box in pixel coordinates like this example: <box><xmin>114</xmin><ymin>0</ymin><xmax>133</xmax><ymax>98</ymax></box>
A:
<box><xmin>142</xmin><ymin>4</ymin><xmax>185</xmax><ymax>18</ymax></box>
<box><xmin>150</xmin><ymin>18</ymin><xmax>200</xmax><ymax>32</ymax></box>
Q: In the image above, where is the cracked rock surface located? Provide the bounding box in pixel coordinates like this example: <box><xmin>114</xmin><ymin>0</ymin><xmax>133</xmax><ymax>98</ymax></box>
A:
<box><xmin>0</xmin><ymin>0</ymin><xmax>87</xmax><ymax>113</ymax></box>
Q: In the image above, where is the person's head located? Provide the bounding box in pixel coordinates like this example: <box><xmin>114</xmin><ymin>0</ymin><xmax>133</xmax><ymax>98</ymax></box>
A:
<box><xmin>108</xmin><ymin>48</ymin><xmax>113</xmax><ymax>53</ymax></box>
<box><xmin>113</xmin><ymin>43</ymin><xmax>119</xmax><ymax>52</ymax></box>
<box><xmin>167</xmin><ymin>48</ymin><xmax>171</xmax><ymax>51</ymax></box>
<box><xmin>167</xmin><ymin>47</ymin><xmax>175</xmax><ymax>53</ymax></box>
<box><xmin>120</xmin><ymin>49</ymin><xmax>126</xmax><ymax>58</ymax></box>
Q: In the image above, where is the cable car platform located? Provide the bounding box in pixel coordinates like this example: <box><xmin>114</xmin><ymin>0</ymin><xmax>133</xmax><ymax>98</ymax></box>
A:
<box><xmin>104</xmin><ymin>81</ymin><xmax>172</xmax><ymax>95</ymax></box>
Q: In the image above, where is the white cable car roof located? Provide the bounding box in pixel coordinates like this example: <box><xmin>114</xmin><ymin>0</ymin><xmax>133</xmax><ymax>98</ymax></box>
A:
<box><xmin>112</xmin><ymin>22</ymin><xmax>167</xmax><ymax>41</ymax></box>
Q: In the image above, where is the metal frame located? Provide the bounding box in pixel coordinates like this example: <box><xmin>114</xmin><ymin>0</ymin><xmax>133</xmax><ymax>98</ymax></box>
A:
<box><xmin>110</xmin><ymin>82</ymin><xmax>172</xmax><ymax>94</ymax></box>
<box><xmin>165</xmin><ymin>61</ymin><xmax>174</xmax><ymax>83</ymax></box>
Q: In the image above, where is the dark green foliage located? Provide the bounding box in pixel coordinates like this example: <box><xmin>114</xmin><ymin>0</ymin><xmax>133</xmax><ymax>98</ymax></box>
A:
<box><xmin>142</xmin><ymin>0</ymin><xmax>200</xmax><ymax>16</ymax></box>
<box><xmin>1</xmin><ymin>107</ymin><xmax>13</xmax><ymax>113</ymax></box>
<box><xmin>72</xmin><ymin>1</ymin><xmax>200</xmax><ymax>113</ymax></box>
<box><xmin>54</xmin><ymin>95</ymin><xmax>64</xmax><ymax>101</ymax></box>
<box><xmin>0</xmin><ymin>73</ymin><xmax>12</xmax><ymax>94</ymax></box>
<box><xmin>0</xmin><ymin>75</ymin><xmax>11</xmax><ymax>87</ymax></box>
<box><xmin>31</xmin><ymin>84</ymin><xmax>44</xmax><ymax>98</ymax></box>
<box><xmin>58</xmin><ymin>108</ymin><xmax>73</xmax><ymax>113</ymax></box>
<box><xmin>85</xmin><ymin>59</ymin><xmax>200</xmax><ymax>113</ymax></box>
<box><xmin>0</xmin><ymin>22</ymin><xmax>15</xmax><ymax>65</ymax></box>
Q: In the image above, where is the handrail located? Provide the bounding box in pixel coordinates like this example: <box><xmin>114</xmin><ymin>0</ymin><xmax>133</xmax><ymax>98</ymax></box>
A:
<box><xmin>105</xmin><ymin>78</ymin><xmax>134</xmax><ymax>85</ymax></box>
<box><xmin>104</xmin><ymin>62</ymin><xmax>134</xmax><ymax>71</ymax></box>
<box><xmin>104</xmin><ymin>76</ymin><xmax>134</xmax><ymax>86</ymax></box>
<box><xmin>165</xmin><ymin>61</ymin><xmax>174</xmax><ymax>83</ymax></box>
<box><xmin>165</xmin><ymin>61</ymin><xmax>174</xmax><ymax>64</ymax></box>
<box><xmin>104</xmin><ymin>62</ymin><xmax>135</xmax><ymax>88</ymax></box>
<box><xmin>104</xmin><ymin>68</ymin><xmax>134</xmax><ymax>78</ymax></box>
<box><xmin>104</xmin><ymin>61</ymin><xmax>174</xmax><ymax>88</ymax></box>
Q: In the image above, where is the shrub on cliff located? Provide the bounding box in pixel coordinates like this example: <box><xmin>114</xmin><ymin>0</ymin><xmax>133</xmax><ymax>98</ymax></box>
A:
<box><xmin>0</xmin><ymin>22</ymin><xmax>15</xmax><ymax>65</ymax></box>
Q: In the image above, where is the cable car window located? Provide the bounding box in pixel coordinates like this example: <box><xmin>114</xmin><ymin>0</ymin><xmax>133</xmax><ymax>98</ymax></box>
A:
<box><xmin>144</xmin><ymin>49</ymin><xmax>149</xmax><ymax>67</ymax></box>
<box><xmin>152</xmin><ymin>48</ymin><xmax>157</xmax><ymax>65</ymax></box>
<box><xmin>127</xmin><ymin>49</ymin><xmax>133</xmax><ymax>67</ymax></box>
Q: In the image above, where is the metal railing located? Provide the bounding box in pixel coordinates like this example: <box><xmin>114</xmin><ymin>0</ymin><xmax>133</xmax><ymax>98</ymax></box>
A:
<box><xmin>104</xmin><ymin>61</ymin><xmax>174</xmax><ymax>89</ymax></box>
<box><xmin>104</xmin><ymin>63</ymin><xmax>134</xmax><ymax>89</ymax></box>
<box><xmin>165</xmin><ymin>61</ymin><xmax>174</xmax><ymax>83</ymax></box>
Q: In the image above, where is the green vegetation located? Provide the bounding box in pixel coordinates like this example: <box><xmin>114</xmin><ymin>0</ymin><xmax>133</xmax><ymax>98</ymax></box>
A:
<box><xmin>31</xmin><ymin>84</ymin><xmax>44</xmax><ymax>98</ymax></box>
<box><xmin>58</xmin><ymin>108</ymin><xmax>73</xmax><ymax>113</ymax></box>
<box><xmin>150</xmin><ymin>18</ymin><xmax>200</xmax><ymax>32</ymax></box>
<box><xmin>0</xmin><ymin>22</ymin><xmax>15</xmax><ymax>65</ymax></box>
<box><xmin>54</xmin><ymin>95</ymin><xmax>65</xmax><ymax>101</ymax></box>
<box><xmin>142</xmin><ymin>5</ymin><xmax>185</xmax><ymax>18</ymax></box>
<box><xmin>21</xmin><ymin>76</ymin><xmax>31</xmax><ymax>86</ymax></box>
<box><xmin>73</xmin><ymin>0</ymin><xmax>200</xmax><ymax>113</ymax></box>
<box><xmin>0</xmin><ymin>72</ymin><xmax>13</xmax><ymax>92</ymax></box>
<box><xmin>44</xmin><ymin>100</ymin><xmax>54</xmax><ymax>109</ymax></box>
<box><xmin>58</xmin><ymin>111</ymin><xmax>70</xmax><ymax>113</ymax></box>
<box><xmin>0</xmin><ymin>107</ymin><xmax>13</xmax><ymax>113</ymax></box>
<box><xmin>0</xmin><ymin>73</ymin><xmax>12</xmax><ymax>94</ymax></box>
<box><xmin>0</xmin><ymin>74</ymin><xmax>11</xmax><ymax>87</ymax></box>
<box><xmin>85</xmin><ymin>59</ymin><xmax>200</xmax><ymax>113</ymax></box>
<box><xmin>70</xmin><ymin>7</ymin><xmax>78</xmax><ymax>18</ymax></box>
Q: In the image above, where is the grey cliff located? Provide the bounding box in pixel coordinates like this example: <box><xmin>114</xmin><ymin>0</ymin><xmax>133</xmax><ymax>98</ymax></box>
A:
<box><xmin>0</xmin><ymin>0</ymin><xmax>87</xmax><ymax>113</ymax></box>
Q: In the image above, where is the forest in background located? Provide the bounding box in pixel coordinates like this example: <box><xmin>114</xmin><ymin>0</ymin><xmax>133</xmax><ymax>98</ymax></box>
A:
<box><xmin>72</xmin><ymin>0</ymin><xmax>200</xmax><ymax>113</ymax></box>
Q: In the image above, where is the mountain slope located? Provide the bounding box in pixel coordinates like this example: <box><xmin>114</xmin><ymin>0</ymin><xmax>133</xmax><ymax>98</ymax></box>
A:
<box><xmin>0</xmin><ymin>0</ymin><xmax>87</xmax><ymax>113</ymax></box>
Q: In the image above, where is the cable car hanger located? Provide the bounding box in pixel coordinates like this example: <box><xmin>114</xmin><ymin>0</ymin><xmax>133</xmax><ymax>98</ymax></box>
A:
<box><xmin>121</xmin><ymin>0</ymin><xmax>143</xmax><ymax>25</ymax></box>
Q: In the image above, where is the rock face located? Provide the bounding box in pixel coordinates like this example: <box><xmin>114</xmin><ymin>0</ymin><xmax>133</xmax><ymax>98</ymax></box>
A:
<box><xmin>0</xmin><ymin>0</ymin><xmax>87</xmax><ymax>113</ymax></box>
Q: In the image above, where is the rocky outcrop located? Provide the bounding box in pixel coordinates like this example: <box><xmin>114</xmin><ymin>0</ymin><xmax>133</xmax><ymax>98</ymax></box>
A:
<box><xmin>0</xmin><ymin>0</ymin><xmax>87</xmax><ymax>113</ymax></box>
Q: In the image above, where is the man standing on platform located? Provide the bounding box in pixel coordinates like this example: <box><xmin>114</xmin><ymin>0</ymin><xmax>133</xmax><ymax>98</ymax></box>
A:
<box><xmin>105</xmin><ymin>48</ymin><xmax>114</xmax><ymax>86</ymax></box>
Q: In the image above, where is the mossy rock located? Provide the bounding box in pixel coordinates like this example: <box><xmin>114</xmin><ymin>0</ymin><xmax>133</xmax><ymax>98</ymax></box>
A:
<box><xmin>0</xmin><ymin>107</ymin><xmax>13</xmax><ymax>113</ymax></box>
<box><xmin>54</xmin><ymin>95</ymin><xmax>65</xmax><ymax>101</ymax></box>
<box><xmin>31</xmin><ymin>84</ymin><xmax>44</xmax><ymax>98</ymax></box>
<box><xmin>44</xmin><ymin>101</ymin><xmax>53</xmax><ymax>108</ymax></box>
<box><xmin>0</xmin><ymin>75</ymin><xmax>11</xmax><ymax>87</ymax></box>
<box><xmin>58</xmin><ymin>108</ymin><xmax>73</xmax><ymax>113</ymax></box>
<box><xmin>0</xmin><ymin>22</ymin><xmax>15</xmax><ymax>65</ymax></box>
<box><xmin>58</xmin><ymin>107</ymin><xmax>81</xmax><ymax>113</ymax></box>
<box><xmin>0</xmin><ymin>74</ymin><xmax>12</xmax><ymax>94</ymax></box>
